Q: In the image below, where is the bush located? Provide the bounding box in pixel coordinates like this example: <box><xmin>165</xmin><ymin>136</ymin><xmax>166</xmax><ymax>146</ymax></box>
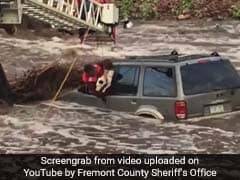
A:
<box><xmin>177</xmin><ymin>0</ymin><xmax>193</xmax><ymax>14</ymax></box>
<box><xmin>116</xmin><ymin>0</ymin><xmax>135</xmax><ymax>19</ymax></box>
<box><xmin>116</xmin><ymin>0</ymin><xmax>160</xmax><ymax>19</ymax></box>
<box><xmin>181</xmin><ymin>0</ymin><xmax>193</xmax><ymax>10</ymax></box>
<box><xmin>139</xmin><ymin>0</ymin><xmax>159</xmax><ymax>19</ymax></box>
<box><xmin>232</xmin><ymin>7</ymin><xmax>240</xmax><ymax>18</ymax></box>
<box><xmin>116</xmin><ymin>0</ymin><xmax>240</xmax><ymax>19</ymax></box>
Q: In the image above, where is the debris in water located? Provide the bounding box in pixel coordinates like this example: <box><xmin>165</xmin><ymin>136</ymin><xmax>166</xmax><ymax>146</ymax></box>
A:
<box><xmin>0</xmin><ymin>63</ymin><xmax>14</xmax><ymax>106</ymax></box>
<box><xmin>9</xmin><ymin>50</ymin><xmax>101</xmax><ymax>103</ymax></box>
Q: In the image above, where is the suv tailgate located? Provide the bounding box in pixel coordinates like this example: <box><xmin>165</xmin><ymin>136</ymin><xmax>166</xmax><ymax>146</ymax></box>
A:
<box><xmin>180</xmin><ymin>59</ymin><xmax>240</xmax><ymax>118</ymax></box>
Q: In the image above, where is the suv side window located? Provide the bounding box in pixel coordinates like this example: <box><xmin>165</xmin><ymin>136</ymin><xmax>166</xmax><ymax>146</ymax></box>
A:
<box><xmin>143</xmin><ymin>66</ymin><xmax>177</xmax><ymax>97</ymax></box>
<box><xmin>110</xmin><ymin>65</ymin><xmax>140</xmax><ymax>96</ymax></box>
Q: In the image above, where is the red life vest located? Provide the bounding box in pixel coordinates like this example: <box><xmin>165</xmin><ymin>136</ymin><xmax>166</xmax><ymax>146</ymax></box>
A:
<box><xmin>82</xmin><ymin>64</ymin><xmax>103</xmax><ymax>83</ymax></box>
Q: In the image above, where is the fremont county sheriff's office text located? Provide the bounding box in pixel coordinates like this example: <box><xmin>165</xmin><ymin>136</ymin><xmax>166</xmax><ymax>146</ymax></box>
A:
<box><xmin>78</xmin><ymin>168</ymin><xmax>217</xmax><ymax>178</ymax></box>
<box><xmin>23</xmin><ymin>168</ymin><xmax>217</xmax><ymax>178</ymax></box>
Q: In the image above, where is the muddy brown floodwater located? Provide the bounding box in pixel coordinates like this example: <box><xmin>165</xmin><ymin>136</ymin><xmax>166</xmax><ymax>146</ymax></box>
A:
<box><xmin>0</xmin><ymin>20</ymin><xmax>240</xmax><ymax>153</ymax></box>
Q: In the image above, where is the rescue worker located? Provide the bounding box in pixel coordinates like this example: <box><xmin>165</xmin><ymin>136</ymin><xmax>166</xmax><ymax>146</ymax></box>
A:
<box><xmin>81</xmin><ymin>59</ymin><xmax>114</xmax><ymax>97</ymax></box>
<box><xmin>95</xmin><ymin>0</ymin><xmax>117</xmax><ymax>43</ymax></box>
<box><xmin>95</xmin><ymin>0</ymin><xmax>110</xmax><ymax>28</ymax></box>
<box><xmin>81</xmin><ymin>63</ymin><xmax>103</xmax><ymax>95</ymax></box>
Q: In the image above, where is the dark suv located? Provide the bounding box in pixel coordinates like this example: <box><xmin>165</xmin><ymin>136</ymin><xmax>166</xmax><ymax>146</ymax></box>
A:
<box><xmin>60</xmin><ymin>52</ymin><xmax>240</xmax><ymax>121</ymax></box>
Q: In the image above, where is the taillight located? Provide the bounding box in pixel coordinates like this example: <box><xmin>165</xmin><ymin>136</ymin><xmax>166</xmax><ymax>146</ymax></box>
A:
<box><xmin>175</xmin><ymin>101</ymin><xmax>187</xmax><ymax>119</ymax></box>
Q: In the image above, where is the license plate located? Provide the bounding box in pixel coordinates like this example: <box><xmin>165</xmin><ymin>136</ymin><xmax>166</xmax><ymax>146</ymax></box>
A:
<box><xmin>210</xmin><ymin>104</ymin><xmax>224</xmax><ymax>114</ymax></box>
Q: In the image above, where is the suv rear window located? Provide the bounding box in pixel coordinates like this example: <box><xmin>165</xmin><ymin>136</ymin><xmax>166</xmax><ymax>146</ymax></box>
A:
<box><xmin>181</xmin><ymin>59</ymin><xmax>240</xmax><ymax>95</ymax></box>
<box><xmin>143</xmin><ymin>67</ymin><xmax>177</xmax><ymax>97</ymax></box>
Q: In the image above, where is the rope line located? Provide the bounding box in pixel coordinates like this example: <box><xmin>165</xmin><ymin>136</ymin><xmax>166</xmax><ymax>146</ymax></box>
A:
<box><xmin>52</xmin><ymin>58</ymin><xmax>78</xmax><ymax>101</ymax></box>
<box><xmin>44</xmin><ymin>56</ymin><xmax>78</xmax><ymax>117</ymax></box>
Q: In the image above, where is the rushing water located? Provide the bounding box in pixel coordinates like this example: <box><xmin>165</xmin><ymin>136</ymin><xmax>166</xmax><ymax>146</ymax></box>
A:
<box><xmin>0</xmin><ymin>101</ymin><xmax>239</xmax><ymax>154</ymax></box>
<box><xmin>1</xmin><ymin>20</ymin><xmax>240</xmax><ymax>153</ymax></box>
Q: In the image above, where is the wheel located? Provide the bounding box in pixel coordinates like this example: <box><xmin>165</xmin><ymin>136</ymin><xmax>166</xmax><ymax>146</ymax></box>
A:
<box><xmin>136</xmin><ymin>106</ymin><xmax>165</xmax><ymax>123</ymax></box>
<box><xmin>138</xmin><ymin>114</ymin><xmax>164</xmax><ymax>123</ymax></box>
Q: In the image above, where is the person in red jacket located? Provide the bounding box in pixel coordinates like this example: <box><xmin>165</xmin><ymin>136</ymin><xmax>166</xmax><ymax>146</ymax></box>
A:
<box><xmin>81</xmin><ymin>63</ymin><xmax>103</xmax><ymax>95</ymax></box>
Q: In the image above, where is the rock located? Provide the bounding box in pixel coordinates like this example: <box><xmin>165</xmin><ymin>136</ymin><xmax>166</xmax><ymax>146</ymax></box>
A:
<box><xmin>123</xmin><ymin>21</ymin><xmax>134</xmax><ymax>29</ymax></box>
<box><xmin>51</xmin><ymin>36</ymin><xmax>62</xmax><ymax>42</ymax></box>
<box><xmin>207</xmin><ymin>18</ymin><xmax>213</xmax><ymax>22</ymax></box>
<box><xmin>0</xmin><ymin>100</ymin><xmax>11</xmax><ymax>114</ymax></box>
<box><xmin>216</xmin><ymin>15</ymin><xmax>225</xmax><ymax>20</ymax></box>
<box><xmin>236</xmin><ymin>24</ymin><xmax>240</xmax><ymax>33</ymax></box>
<box><xmin>214</xmin><ymin>24</ymin><xmax>220</xmax><ymax>29</ymax></box>
<box><xmin>177</xmin><ymin>14</ymin><xmax>191</xmax><ymax>20</ymax></box>
<box><xmin>182</xmin><ymin>9</ymin><xmax>190</xmax><ymax>14</ymax></box>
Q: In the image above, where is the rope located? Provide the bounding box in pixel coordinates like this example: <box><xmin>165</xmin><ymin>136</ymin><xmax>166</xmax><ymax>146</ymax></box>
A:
<box><xmin>51</xmin><ymin>58</ymin><xmax>78</xmax><ymax>101</ymax></box>
<box><xmin>44</xmin><ymin>56</ymin><xmax>78</xmax><ymax>117</ymax></box>
<box><xmin>81</xmin><ymin>27</ymin><xmax>90</xmax><ymax>44</ymax></box>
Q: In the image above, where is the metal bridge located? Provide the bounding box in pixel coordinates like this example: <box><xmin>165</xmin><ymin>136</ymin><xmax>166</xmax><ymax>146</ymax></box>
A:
<box><xmin>0</xmin><ymin>0</ymin><xmax>119</xmax><ymax>40</ymax></box>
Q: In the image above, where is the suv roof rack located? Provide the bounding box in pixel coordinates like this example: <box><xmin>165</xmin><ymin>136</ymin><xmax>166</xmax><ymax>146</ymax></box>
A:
<box><xmin>126</xmin><ymin>50</ymin><xmax>180</xmax><ymax>61</ymax></box>
<box><xmin>125</xmin><ymin>51</ymin><xmax>221</xmax><ymax>63</ymax></box>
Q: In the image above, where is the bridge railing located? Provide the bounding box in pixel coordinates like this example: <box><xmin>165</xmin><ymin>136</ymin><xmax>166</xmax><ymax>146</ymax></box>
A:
<box><xmin>35</xmin><ymin>0</ymin><xmax>103</xmax><ymax>28</ymax></box>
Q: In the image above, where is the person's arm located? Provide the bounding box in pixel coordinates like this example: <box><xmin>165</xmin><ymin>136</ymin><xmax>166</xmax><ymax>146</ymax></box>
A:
<box><xmin>80</xmin><ymin>73</ymin><xmax>89</xmax><ymax>92</ymax></box>
<box><xmin>102</xmin><ymin>70</ymin><xmax>114</xmax><ymax>93</ymax></box>
<box><xmin>82</xmin><ymin>73</ymin><xmax>88</xmax><ymax>83</ymax></box>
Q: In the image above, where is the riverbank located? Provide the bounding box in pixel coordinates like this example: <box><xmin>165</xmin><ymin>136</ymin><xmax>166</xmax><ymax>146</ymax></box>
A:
<box><xmin>117</xmin><ymin>0</ymin><xmax>240</xmax><ymax>20</ymax></box>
